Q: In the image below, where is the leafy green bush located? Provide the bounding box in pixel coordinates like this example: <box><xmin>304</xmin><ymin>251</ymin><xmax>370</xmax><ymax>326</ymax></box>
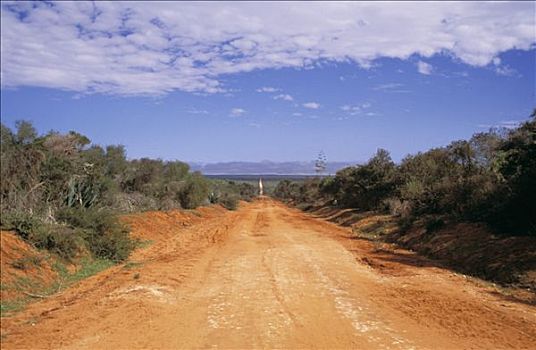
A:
<box><xmin>30</xmin><ymin>225</ymin><xmax>80</xmax><ymax>259</ymax></box>
<box><xmin>381</xmin><ymin>198</ymin><xmax>412</xmax><ymax>217</ymax></box>
<box><xmin>272</xmin><ymin>112</ymin><xmax>535</xmax><ymax>236</ymax></box>
<box><xmin>2</xmin><ymin>120</ymin><xmax>249</xmax><ymax>264</ymax></box>
<box><xmin>486</xmin><ymin>116</ymin><xmax>536</xmax><ymax>235</ymax></box>
<box><xmin>207</xmin><ymin>180</ymin><xmax>255</xmax><ymax>209</ymax></box>
<box><xmin>219</xmin><ymin>193</ymin><xmax>239</xmax><ymax>210</ymax></box>
<box><xmin>1</xmin><ymin>211</ymin><xmax>80</xmax><ymax>259</ymax></box>
<box><xmin>237</xmin><ymin>183</ymin><xmax>257</xmax><ymax>201</ymax></box>
<box><xmin>273</xmin><ymin>179</ymin><xmax>298</xmax><ymax>200</ymax></box>
<box><xmin>57</xmin><ymin>208</ymin><xmax>133</xmax><ymax>261</ymax></box>
<box><xmin>318</xmin><ymin>149</ymin><xmax>397</xmax><ymax>210</ymax></box>
<box><xmin>178</xmin><ymin>173</ymin><xmax>210</xmax><ymax>209</ymax></box>
<box><xmin>1</xmin><ymin>211</ymin><xmax>43</xmax><ymax>240</ymax></box>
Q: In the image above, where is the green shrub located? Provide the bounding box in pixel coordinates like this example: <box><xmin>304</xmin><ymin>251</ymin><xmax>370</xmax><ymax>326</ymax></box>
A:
<box><xmin>327</xmin><ymin>149</ymin><xmax>397</xmax><ymax>210</ymax></box>
<box><xmin>487</xmin><ymin>115</ymin><xmax>536</xmax><ymax>235</ymax></box>
<box><xmin>1</xmin><ymin>211</ymin><xmax>80</xmax><ymax>259</ymax></box>
<box><xmin>381</xmin><ymin>198</ymin><xmax>411</xmax><ymax>217</ymax></box>
<box><xmin>219</xmin><ymin>193</ymin><xmax>239</xmax><ymax>210</ymax></box>
<box><xmin>273</xmin><ymin>179</ymin><xmax>300</xmax><ymax>200</ymax></box>
<box><xmin>237</xmin><ymin>183</ymin><xmax>257</xmax><ymax>201</ymax></box>
<box><xmin>57</xmin><ymin>207</ymin><xmax>133</xmax><ymax>261</ymax></box>
<box><xmin>178</xmin><ymin>173</ymin><xmax>209</xmax><ymax>209</ymax></box>
<box><xmin>207</xmin><ymin>179</ymin><xmax>256</xmax><ymax>208</ymax></box>
<box><xmin>1</xmin><ymin>211</ymin><xmax>43</xmax><ymax>240</ymax></box>
<box><xmin>30</xmin><ymin>225</ymin><xmax>80</xmax><ymax>259</ymax></box>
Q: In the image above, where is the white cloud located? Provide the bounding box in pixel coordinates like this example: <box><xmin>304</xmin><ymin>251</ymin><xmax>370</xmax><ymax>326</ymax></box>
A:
<box><xmin>495</xmin><ymin>65</ymin><xmax>518</xmax><ymax>77</ymax></box>
<box><xmin>230</xmin><ymin>108</ymin><xmax>246</xmax><ymax>117</ymax></box>
<box><xmin>373</xmin><ymin>83</ymin><xmax>410</xmax><ymax>93</ymax></box>
<box><xmin>341</xmin><ymin>105</ymin><xmax>360</xmax><ymax>115</ymax></box>
<box><xmin>187</xmin><ymin>108</ymin><xmax>209</xmax><ymax>115</ymax></box>
<box><xmin>340</xmin><ymin>102</ymin><xmax>372</xmax><ymax>115</ymax></box>
<box><xmin>273</xmin><ymin>94</ymin><xmax>294</xmax><ymax>101</ymax></box>
<box><xmin>292</xmin><ymin>112</ymin><xmax>302</xmax><ymax>116</ymax></box>
<box><xmin>303</xmin><ymin>102</ymin><xmax>320</xmax><ymax>109</ymax></box>
<box><xmin>256</xmin><ymin>86</ymin><xmax>279</xmax><ymax>93</ymax></box>
<box><xmin>1</xmin><ymin>1</ymin><xmax>534</xmax><ymax>95</ymax></box>
<box><xmin>499</xmin><ymin>120</ymin><xmax>522</xmax><ymax>128</ymax></box>
<box><xmin>491</xmin><ymin>57</ymin><xmax>519</xmax><ymax>77</ymax></box>
<box><xmin>417</xmin><ymin>60</ymin><xmax>433</xmax><ymax>75</ymax></box>
<box><xmin>479</xmin><ymin>120</ymin><xmax>524</xmax><ymax>129</ymax></box>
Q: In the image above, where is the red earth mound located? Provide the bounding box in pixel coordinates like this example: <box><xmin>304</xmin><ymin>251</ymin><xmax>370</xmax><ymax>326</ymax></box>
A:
<box><xmin>1</xmin><ymin>231</ymin><xmax>58</xmax><ymax>302</ymax></box>
<box><xmin>121</xmin><ymin>204</ymin><xmax>227</xmax><ymax>242</ymax></box>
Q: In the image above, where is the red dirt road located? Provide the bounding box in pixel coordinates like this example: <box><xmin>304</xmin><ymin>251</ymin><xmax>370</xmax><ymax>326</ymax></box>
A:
<box><xmin>2</xmin><ymin>199</ymin><xmax>535</xmax><ymax>349</ymax></box>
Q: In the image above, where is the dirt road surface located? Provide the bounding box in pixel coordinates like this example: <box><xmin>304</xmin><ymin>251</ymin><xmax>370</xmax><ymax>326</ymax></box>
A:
<box><xmin>2</xmin><ymin>199</ymin><xmax>535</xmax><ymax>349</ymax></box>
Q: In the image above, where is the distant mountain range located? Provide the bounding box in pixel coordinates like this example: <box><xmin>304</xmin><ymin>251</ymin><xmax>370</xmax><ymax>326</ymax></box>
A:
<box><xmin>188</xmin><ymin>161</ymin><xmax>357</xmax><ymax>175</ymax></box>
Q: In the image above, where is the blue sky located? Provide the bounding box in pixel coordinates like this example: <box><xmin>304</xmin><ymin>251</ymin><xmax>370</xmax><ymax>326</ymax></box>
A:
<box><xmin>1</xmin><ymin>1</ymin><xmax>535</xmax><ymax>163</ymax></box>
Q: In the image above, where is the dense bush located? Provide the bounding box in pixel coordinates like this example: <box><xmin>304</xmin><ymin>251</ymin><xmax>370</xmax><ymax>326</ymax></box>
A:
<box><xmin>56</xmin><ymin>207</ymin><xmax>132</xmax><ymax>261</ymax></box>
<box><xmin>486</xmin><ymin>116</ymin><xmax>536</xmax><ymax>234</ymax></box>
<box><xmin>273</xmin><ymin>111</ymin><xmax>536</xmax><ymax>236</ymax></box>
<box><xmin>0</xmin><ymin>211</ymin><xmax>43</xmax><ymax>240</ymax></box>
<box><xmin>1</xmin><ymin>121</ymin><xmax>249</xmax><ymax>262</ymax></box>
<box><xmin>1</xmin><ymin>212</ymin><xmax>79</xmax><ymax>259</ymax></box>
<box><xmin>178</xmin><ymin>173</ymin><xmax>210</xmax><ymax>209</ymax></box>
<box><xmin>273</xmin><ymin>178</ymin><xmax>324</xmax><ymax>209</ymax></box>
<box><xmin>328</xmin><ymin>149</ymin><xmax>397</xmax><ymax>210</ymax></box>
<box><xmin>218</xmin><ymin>193</ymin><xmax>240</xmax><ymax>210</ymax></box>
<box><xmin>273</xmin><ymin>179</ymin><xmax>300</xmax><ymax>200</ymax></box>
<box><xmin>208</xmin><ymin>180</ymin><xmax>256</xmax><ymax>210</ymax></box>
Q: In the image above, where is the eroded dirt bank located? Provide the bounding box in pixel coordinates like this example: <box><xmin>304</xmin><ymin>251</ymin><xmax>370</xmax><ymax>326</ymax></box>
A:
<box><xmin>305</xmin><ymin>205</ymin><xmax>536</xmax><ymax>293</ymax></box>
<box><xmin>2</xmin><ymin>199</ymin><xmax>535</xmax><ymax>349</ymax></box>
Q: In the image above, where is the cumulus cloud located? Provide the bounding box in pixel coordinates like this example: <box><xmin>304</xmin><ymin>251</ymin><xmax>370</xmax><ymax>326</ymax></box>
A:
<box><xmin>417</xmin><ymin>61</ymin><xmax>433</xmax><ymax>75</ymax></box>
<box><xmin>230</xmin><ymin>108</ymin><xmax>246</xmax><ymax>117</ymax></box>
<box><xmin>303</xmin><ymin>102</ymin><xmax>320</xmax><ymax>109</ymax></box>
<box><xmin>1</xmin><ymin>1</ymin><xmax>534</xmax><ymax>95</ymax></box>
<box><xmin>273</xmin><ymin>94</ymin><xmax>294</xmax><ymax>101</ymax></box>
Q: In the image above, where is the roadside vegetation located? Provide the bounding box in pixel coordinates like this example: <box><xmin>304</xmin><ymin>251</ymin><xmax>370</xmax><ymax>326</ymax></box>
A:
<box><xmin>208</xmin><ymin>179</ymin><xmax>257</xmax><ymax>210</ymax></box>
<box><xmin>0</xmin><ymin>237</ymin><xmax>114</xmax><ymax>317</ymax></box>
<box><xmin>274</xmin><ymin>111</ymin><xmax>535</xmax><ymax>237</ymax></box>
<box><xmin>0</xmin><ymin>121</ymin><xmax>256</xmax><ymax>263</ymax></box>
<box><xmin>274</xmin><ymin>111</ymin><xmax>536</xmax><ymax>288</ymax></box>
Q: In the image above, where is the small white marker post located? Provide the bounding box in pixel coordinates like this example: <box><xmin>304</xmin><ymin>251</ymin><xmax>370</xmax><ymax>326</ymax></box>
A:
<box><xmin>259</xmin><ymin>178</ymin><xmax>264</xmax><ymax>196</ymax></box>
